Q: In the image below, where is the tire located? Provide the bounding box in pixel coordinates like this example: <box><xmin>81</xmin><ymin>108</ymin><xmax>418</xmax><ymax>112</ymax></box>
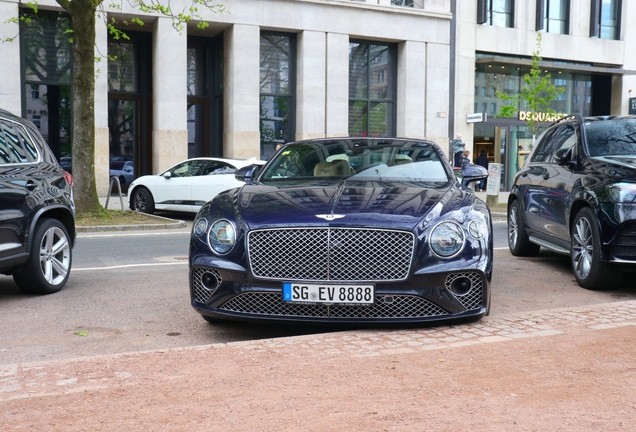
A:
<box><xmin>571</xmin><ymin>207</ymin><xmax>621</xmax><ymax>290</ymax></box>
<box><xmin>132</xmin><ymin>186</ymin><xmax>155</xmax><ymax>214</ymax></box>
<box><xmin>13</xmin><ymin>218</ymin><xmax>72</xmax><ymax>295</ymax></box>
<box><xmin>508</xmin><ymin>199</ymin><xmax>540</xmax><ymax>256</ymax></box>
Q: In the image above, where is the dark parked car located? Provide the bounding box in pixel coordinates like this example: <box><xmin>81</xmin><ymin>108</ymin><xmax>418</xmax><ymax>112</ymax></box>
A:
<box><xmin>508</xmin><ymin>114</ymin><xmax>636</xmax><ymax>290</ymax></box>
<box><xmin>0</xmin><ymin>109</ymin><xmax>75</xmax><ymax>294</ymax></box>
<box><xmin>189</xmin><ymin>138</ymin><xmax>491</xmax><ymax>325</ymax></box>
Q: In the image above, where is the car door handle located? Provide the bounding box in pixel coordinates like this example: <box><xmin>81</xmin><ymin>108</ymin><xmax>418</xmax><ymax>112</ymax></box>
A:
<box><xmin>542</xmin><ymin>172</ymin><xmax>550</xmax><ymax>180</ymax></box>
<box><xmin>26</xmin><ymin>180</ymin><xmax>37</xmax><ymax>191</ymax></box>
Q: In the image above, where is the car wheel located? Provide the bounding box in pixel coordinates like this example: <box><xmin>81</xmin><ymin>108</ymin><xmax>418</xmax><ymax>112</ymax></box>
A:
<box><xmin>508</xmin><ymin>199</ymin><xmax>540</xmax><ymax>256</ymax></box>
<box><xmin>13</xmin><ymin>218</ymin><xmax>72</xmax><ymax>295</ymax></box>
<box><xmin>571</xmin><ymin>207</ymin><xmax>621</xmax><ymax>290</ymax></box>
<box><xmin>132</xmin><ymin>186</ymin><xmax>155</xmax><ymax>214</ymax></box>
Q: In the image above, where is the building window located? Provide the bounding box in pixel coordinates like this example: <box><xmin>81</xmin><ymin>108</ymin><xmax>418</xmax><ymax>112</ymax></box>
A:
<box><xmin>260</xmin><ymin>32</ymin><xmax>296</xmax><ymax>159</ymax></box>
<box><xmin>20</xmin><ymin>9</ymin><xmax>72</xmax><ymax>164</ymax></box>
<box><xmin>477</xmin><ymin>0</ymin><xmax>514</xmax><ymax>27</ymax></box>
<box><xmin>349</xmin><ymin>41</ymin><xmax>397</xmax><ymax>137</ymax></box>
<box><xmin>590</xmin><ymin>0</ymin><xmax>621</xmax><ymax>40</ymax></box>
<box><xmin>537</xmin><ymin>0</ymin><xmax>569</xmax><ymax>34</ymax></box>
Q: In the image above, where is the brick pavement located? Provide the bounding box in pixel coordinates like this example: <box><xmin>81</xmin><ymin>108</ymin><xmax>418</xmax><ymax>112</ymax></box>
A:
<box><xmin>2</xmin><ymin>300</ymin><xmax>636</xmax><ymax>403</ymax></box>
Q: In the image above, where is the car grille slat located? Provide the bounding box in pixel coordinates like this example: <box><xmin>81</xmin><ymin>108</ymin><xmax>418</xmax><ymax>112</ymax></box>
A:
<box><xmin>219</xmin><ymin>292</ymin><xmax>448</xmax><ymax>319</ymax></box>
<box><xmin>248</xmin><ymin>228</ymin><xmax>414</xmax><ymax>281</ymax></box>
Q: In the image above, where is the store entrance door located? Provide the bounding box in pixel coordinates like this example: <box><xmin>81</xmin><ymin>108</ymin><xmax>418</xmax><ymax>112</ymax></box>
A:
<box><xmin>474</xmin><ymin>125</ymin><xmax>509</xmax><ymax>191</ymax></box>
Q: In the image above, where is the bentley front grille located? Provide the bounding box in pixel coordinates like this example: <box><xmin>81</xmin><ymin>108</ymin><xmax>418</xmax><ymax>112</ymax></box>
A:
<box><xmin>218</xmin><ymin>292</ymin><xmax>447</xmax><ymax>319</ymax></box>
<box><xmin>247</xmin><ymin>228</ymin><xmax>414</xmax><ymax>281</ymax></box>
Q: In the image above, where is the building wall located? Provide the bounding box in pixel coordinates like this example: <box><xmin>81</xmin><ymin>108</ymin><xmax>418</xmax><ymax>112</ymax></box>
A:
<box><xmin>454</xmin><ymin>1</ymin><xmax>636</xmax><ymax>154</ymax></box>
<box><xmin>0</xmin><ymin>0</ymin><xmax>453</xmax><ymax>194</ymax></box>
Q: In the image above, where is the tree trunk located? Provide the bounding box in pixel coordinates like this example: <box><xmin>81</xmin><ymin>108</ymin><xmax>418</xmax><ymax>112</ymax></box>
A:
<box><xmin>58</xmin><ymin>0</ymin><xmax>102</xmax><ymax>213</ymax></box>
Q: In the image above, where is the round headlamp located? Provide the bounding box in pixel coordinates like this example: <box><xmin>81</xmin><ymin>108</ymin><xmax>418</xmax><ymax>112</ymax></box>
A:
<box><xmin>468</xmin><ymin>220</ymin><xmax>487</xmax><ymax>239</ymax></box>
<box><xmin>208</xmin><ymin>220</ymin><xmax>236</xmax><ymax>255</ymax></box>
<box><xmin>429</xmin><ymin>220</ymin><xmax>465</xmax><ymax>258</ymax></box>
<box><xmin>193</xmin><ymin>218</ymin><xmax>208</xmax><ymax>236</ymax></box>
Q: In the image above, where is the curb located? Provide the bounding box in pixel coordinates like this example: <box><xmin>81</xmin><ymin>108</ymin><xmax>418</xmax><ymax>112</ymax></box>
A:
<box><xmin>76</xmin><ymin>213</ymin><xmax>187</xmax><ymax>233</ymax></box>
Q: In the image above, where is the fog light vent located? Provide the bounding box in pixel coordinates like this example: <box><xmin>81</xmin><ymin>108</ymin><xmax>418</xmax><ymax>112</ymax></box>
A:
<box><xmin>192</xmin><ymin>267</ymin><xmax>222</xmax><ymax>304</ymax></box>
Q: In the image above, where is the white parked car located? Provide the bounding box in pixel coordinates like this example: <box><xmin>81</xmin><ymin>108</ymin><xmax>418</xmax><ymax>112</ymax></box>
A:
<box><xmin>128</xmin><ymin>157</ymin><xmax>265</xmax><ymax>214</ymax></box>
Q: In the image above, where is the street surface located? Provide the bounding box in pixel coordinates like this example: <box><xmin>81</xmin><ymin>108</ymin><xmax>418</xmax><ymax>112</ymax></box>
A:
<box><xmin>2</xmin><ymin>220</ymin><xmax>636</xmax><ymax>366</ymax></box>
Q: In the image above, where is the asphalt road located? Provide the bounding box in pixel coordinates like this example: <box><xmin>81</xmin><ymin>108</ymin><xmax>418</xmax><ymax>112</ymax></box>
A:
<box><xmin>2</xmin><ymin>220</ymin><xmax>636</xmax><ymax>366</ymax></box>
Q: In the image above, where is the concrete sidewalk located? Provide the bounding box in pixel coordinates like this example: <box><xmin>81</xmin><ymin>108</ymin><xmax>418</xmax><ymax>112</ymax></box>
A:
<box><xmin>2</xmin><ymin>300</ymin><xmax>635</xmax><ymax>430</ymax></box>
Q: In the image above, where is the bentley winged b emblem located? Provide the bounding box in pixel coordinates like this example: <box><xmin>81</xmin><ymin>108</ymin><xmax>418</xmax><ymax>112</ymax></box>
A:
<box><xmin>316</xmin><ymin>214</ymin><xmax>345</xmax><ymax>221</ymax></box>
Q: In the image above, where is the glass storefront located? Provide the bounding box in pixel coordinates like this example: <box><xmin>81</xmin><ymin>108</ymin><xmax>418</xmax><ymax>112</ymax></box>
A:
<box><xmin>472</xmin><ymin>54</ymin><xmax>600</xmax><ymax>190</ymax></box>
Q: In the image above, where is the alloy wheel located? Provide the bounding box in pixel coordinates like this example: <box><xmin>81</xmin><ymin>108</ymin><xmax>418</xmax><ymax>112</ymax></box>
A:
<box><xmin>572</xmin><ymin>216</ymin><xmax>593</xmax><ymax>279</ymax></box>
<box><xmin>38</xmin><ymin>226</ymin><xmax>71</xmax><ymax>286</ymax></box>
<box><xmin>135</xmin><ymin>191</ymin><xmax>147</xmax><ymax>212</ymax></box>
<box><xmin>508</xmin><ymin>206</ymin><xmax>518</xmax><ymax>248</ymax></box>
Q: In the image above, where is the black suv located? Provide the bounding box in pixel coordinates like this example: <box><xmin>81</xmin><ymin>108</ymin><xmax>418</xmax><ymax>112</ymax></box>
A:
<box><xmin>0</xmin><ymin>109</ymin><xmax>75</xmax><ymax>294</ymax></box>
<box><xmin>508</xmin><ymin>115</ymin><xmax>636</xmax><ymax>290</ymax></box>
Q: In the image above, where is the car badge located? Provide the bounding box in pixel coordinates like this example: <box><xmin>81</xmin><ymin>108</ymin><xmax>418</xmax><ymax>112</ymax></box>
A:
<box><xmin>316</xmin><ymin>214</ymin><xmax>345</xmax><ymax>221</ymax></box>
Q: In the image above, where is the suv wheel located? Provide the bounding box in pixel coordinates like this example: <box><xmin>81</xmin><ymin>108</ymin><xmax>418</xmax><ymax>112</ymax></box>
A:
<box><xmin>508</xmin><ymin>200</ymin><xmax>540</xmax><ymax>256</ymax></box>
<box><xmin>571</xmin><ymin>207</ymin><xmax>621</xmax><ymax>290</ymax></box>
<box><xmin>132</xmin><ymin>186</ymin><xmax>155</xmax><ymax>214</ymax></box>
<box><xmin>13</xmin><ymin>218</ymin><xmax>72</xmax><ymax>294</ymax></box>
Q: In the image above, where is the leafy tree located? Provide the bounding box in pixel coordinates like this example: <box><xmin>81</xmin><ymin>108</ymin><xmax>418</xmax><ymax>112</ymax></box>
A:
<box><xmin>496</xmin><ymin>33</ymin><xmax>564</xmax><ymax>142</ymax></box>
<box><xmin>5</xmin><ymin>0</ymin><xmax>225</xmax><ymax>213</ymax></box>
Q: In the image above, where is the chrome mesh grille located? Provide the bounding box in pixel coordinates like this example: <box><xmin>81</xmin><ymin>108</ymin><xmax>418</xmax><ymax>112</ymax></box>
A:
<box><xmin>445</xmin><ymin>272</ymin><xmax>484</xmax><ymax>311</ymax></box>
<box><xmin>192</xmin><ymin>267</ymin><xmax>222</xmax><ymax>304</ymax></box>
<box><xmin>218</xmin><ymin>292</ymin><xmax>447</xmax><ymax>319</ymax></box>
<box><xmin>247</xmin><ymin>228</ymin><xmax>414</xmax><ymax>281</ymax></box>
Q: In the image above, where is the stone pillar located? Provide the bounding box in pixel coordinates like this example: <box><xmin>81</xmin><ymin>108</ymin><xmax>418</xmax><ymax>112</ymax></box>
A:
<box><xmin>397</xmin><ymin>40</ymin><xmax>426</xmax><ymax>139</ymax></box>
<box><xmin>224</xmin><ymin>24</ymin><xmax>260</xmax><ymax>159</ymax></box>
<box><xmin>326</xmin><ymin>33</ymin><xmax>349</xmax><ymax>137</ymax></box>
<box><xmin>0</xmin><ymin>2</ymin><xmax>22</xmax><ymax>115</ymax></box>
<box><xmin>296</xmin><ymin>31</ymin><xmax>326</xmax><ymax>141</ymax></box>
<box><xmin>95</xmin><ymin>15</ymin><xmax>110</xmax><ymax>196</ymax></box>
<box><xmin>152</xmin><ymin>18</ymin><xmax>188</xmax><ymax>173</ymax></box>
<box><xmin>425</xmin><ymin>42</ymin><xmax>450</xmax><ymax>149</ymax></box>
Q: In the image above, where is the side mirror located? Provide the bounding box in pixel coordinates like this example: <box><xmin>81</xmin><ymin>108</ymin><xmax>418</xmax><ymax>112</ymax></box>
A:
<box><xmin>235</xmin><ymin>164</ymin><xmax>261</xmax><ymax>182</ymax></box>
<box><xmin>461</xmin><ymin>164</ymin><xmax>488</xmax><ymax>188</ymax></box>
<box><xmin>163</xmin><ymin>171</ymin><xmax>172</xmax><ymax>179</ymax></box>
<box><xmin>554</xmin><ymin>148</ymin><xmax>575</xmax><ymax>166</ymax></box>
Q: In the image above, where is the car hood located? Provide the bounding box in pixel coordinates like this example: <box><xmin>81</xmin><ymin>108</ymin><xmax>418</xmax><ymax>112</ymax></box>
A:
<box><xmin>236</xmin><ymin>180</ymin><xmax>462</xmax><ymax>231</ymax></box>
<box><xmin>591</xmin><ymin>155</ymin><xmax>636</xmax><ymax>172</ymax></box>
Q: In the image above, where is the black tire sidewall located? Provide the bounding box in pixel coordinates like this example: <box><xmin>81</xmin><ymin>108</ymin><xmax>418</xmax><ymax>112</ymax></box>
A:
<box><xmin>134</xmin><ymin>187</ymin><xmax>155</xmax><ymax>214</ymax></box>
<box><xmin>571</xmin><ymin>207</ymin><xmax>607</xmax><ymax>289</ymax></box>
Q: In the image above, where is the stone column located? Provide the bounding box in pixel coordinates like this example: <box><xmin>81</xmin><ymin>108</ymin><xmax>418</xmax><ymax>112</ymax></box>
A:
<box><xmin>224</xmin><ymin>24</ymin><xmax>260</xmax><ymax>159</ymax></box>
<box><xmin>152</xmin><ymin>18</ymin><xmax>188</xmax><ymax>173</ymax></box>
<box><xmin>95</xmin><ymin>15</ymin><xmax>110</xmax><ymax>196</ymax></box>
<box><xmin>425</xmin><ymin>42</ymin><xmax>450</xmax><ymax>148</ymax></box>
<box><xmin>397</xmin><ymin>40</ymin><xmax>426</xmax><ymax>139</ymax></box>
<box><xmin>296</xmin><ymin>31</ymin><xmax>326</xmax><ymax>141</ymax></box>
<box><xmin>326</xmin><ymin>33</ymin><xmax>349</xmax><ymax>137</ymax></box>
<box><xmin>0</xmin><ymin>2</ymin><xmax>22</xmax><ymax>115</ymax></box>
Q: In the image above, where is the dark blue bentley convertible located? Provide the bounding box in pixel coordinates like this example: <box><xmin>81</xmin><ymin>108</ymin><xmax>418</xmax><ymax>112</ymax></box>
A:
<box><xmin>189</xmin><ymin>138</ymin><xmax>492</xmax><ymax>325</ymax></box>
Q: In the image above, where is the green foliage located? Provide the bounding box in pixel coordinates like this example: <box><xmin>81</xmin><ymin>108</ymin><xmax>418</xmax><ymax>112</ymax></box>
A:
<box><xmin>495</xmin><ymin>33</ymin><xmax>565</xmax><ymax>136</ymax></box>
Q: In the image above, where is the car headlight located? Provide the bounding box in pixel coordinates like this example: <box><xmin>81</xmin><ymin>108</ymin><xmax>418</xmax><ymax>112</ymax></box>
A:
<box><xmin>193</xmin><ymin>218</ymin><xmax>208</xmax><ymax>236</ymax></box>
<box><xmin>607</xmin><ymin>183</ymin><xmax>636</xmax><ymax>203</ymax></box>
<box><xmin>208</xmin><ymin>220</ymin><xmax>236</xmax><ymax>255</ymax></box>
<box><xmin>468</xmin><ymin>220</ymin><xmax>487</xmax><ymax>239</ymax></box>
<box><xmin>429</xmin><ymin>220</ymin><xmax>465</xmax><ymax>258</ymax></box>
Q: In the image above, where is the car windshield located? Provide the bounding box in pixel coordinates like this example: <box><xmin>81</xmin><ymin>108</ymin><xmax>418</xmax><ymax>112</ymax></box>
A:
<box><xmin>585</xmin><ymin>119</ymin><xmax>636</xmax><ymax>157</ymax></box>
<box><xmin>260</xmin><ymin>140</ymin><xmax>450</xmax><ymax>183</ymax></box>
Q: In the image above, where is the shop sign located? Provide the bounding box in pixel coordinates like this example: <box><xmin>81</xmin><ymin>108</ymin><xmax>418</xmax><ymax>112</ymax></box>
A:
<box><xmin>486</xmin><ymin>163</ymin><xmax>502</xmax><ymax>196</ymax></box>
<box><xmin>518</xmin><ymin>111</ymin><xmax>563</xmax><ymax>122</ymax></box>
<box><xmin>467</xmin><ymin>113</ymin><xmax>487</xmax><ymax>123</ymax></box>
<box><xmin>629</xmin><ymin>98</ymin><xmax>636</xmax><ymax>115</ymax></box>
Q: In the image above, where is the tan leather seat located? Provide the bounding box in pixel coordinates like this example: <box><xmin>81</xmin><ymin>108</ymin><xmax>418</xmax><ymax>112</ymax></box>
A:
<box><xmin>314</xmin><ymin>160</ymin><xmax>351</xmax><ymax>176</ymax></box>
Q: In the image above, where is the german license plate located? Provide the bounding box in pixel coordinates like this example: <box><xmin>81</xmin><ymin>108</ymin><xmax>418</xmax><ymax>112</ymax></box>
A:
<box><xmin>283</xmin><ymin>282</ymin><xmax>374</xmax><ymax>305</ymax></box>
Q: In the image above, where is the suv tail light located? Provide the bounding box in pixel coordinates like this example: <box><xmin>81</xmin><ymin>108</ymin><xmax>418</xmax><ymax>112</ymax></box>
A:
<box><xmin>63</xmin><ymin>170</ymin><xmax>74</xmax><ymax>188</ymax></box>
